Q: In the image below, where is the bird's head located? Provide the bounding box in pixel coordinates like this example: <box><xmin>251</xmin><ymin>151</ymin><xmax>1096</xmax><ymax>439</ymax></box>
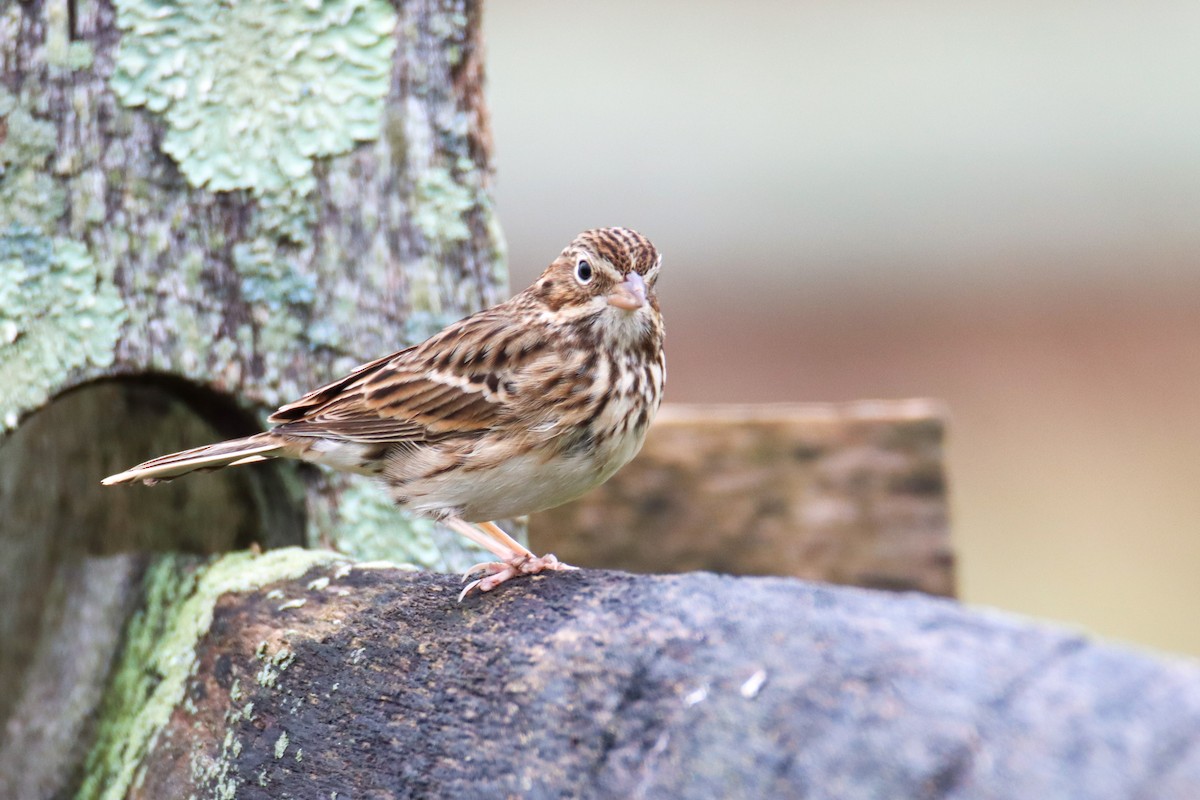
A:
<box><xmin>528</xmin><ymin>227</ymin><xmax>663</xmax><ymax>347</ymax></box>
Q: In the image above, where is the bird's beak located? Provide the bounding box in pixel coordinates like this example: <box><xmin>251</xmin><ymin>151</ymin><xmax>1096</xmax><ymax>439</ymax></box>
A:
<box><xmin>607</xmin><ymin>272</ymin><xmax>647</xmax><ymax>311</ymax></box>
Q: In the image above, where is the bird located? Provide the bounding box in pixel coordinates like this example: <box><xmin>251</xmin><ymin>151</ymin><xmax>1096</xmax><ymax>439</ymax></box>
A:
<box><xmin>103</xmin><ymin>227</ymin><xmax>665</xmax><ymax>599</ymax></box>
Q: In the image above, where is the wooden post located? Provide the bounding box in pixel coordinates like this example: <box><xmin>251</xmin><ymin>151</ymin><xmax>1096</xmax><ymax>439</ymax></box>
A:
<box><xmin>0</xmin><ymin>2</ymin><xmax>503</xmax><ymax>793</ymax></box>
<box><xmin>532</xmin><ymin>401</ymin><xmax>956</xmax><ymax>596</ymax></box>
<box><xmin>63</xmin><ymin>560</ymin><xmax>1200</xmax><ymax>799</ymax></box>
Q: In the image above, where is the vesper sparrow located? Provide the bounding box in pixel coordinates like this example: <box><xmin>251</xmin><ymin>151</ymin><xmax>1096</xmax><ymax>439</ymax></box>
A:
<box><xmin>104</xmin><ymin>228</ymin><xmax>665</xmax><ymax>598</ymax></box>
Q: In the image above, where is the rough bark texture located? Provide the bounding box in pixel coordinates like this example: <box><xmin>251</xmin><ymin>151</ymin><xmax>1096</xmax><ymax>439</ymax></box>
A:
<box><xmin>79</xmin><ymin>557</ymin><xmax>1200</xmax><ymax>799</ymax></box>
<box><xmin>532</xmin><ymin>401</ymin><xmax>955</xmax><ymax>596</ymax></box>
<box><xmin>0</xmin><ymin>0</ymin><xmax>508</xmax><ymax>761</ymax></box>
<box><xmin>1</xmin><ymin>0</ymin><xmax>505</xmax><ymax>561</ymax></box>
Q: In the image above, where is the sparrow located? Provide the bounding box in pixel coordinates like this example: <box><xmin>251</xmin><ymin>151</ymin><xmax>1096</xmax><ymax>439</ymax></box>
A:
<box><xmin>104</xmin><ymin>227</ymin><xmax>665</xmax><ymax>599</ymax></box>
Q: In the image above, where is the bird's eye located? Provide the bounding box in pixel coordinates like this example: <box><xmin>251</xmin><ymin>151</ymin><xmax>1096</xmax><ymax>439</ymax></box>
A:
<box><xmin>575</xmin><ymin>260</ymin><xmax>593</xmax><ymax>284</ymax></box>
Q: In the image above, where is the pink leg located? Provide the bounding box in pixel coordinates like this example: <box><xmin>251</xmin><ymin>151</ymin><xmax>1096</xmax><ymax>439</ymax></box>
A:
<box><xmin>438</xmin><ymin>516</ymin><xmax>577</xmax><ymax>601</ymax></box>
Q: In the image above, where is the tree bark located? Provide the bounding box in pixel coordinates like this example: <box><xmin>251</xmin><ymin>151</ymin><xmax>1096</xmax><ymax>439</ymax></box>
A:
<box><xmin>1</xmin><ymin>0</ymin><xmax>505</xmax><ymax>560</ymax></box>
<box><xmin>1</xmin><ymin>0</ymin><xmax>506</xmax><ymax>754</ymax></box>
<box><xmin>60</xmin><ymin>554</ymin><xmax>1200</xmax><ymax>799</ymax></box>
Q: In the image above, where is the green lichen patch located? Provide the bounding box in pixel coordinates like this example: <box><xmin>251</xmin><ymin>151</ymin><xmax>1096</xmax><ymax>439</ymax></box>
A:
<box><xmin>0</xmin><ymin>228</ymin><xmax>126</xmax><ymax>430</ymax></box>
<box><xmin>190</xmin><ymin>683</ymin><xmax>253</xmax><ymax>800</ymax></box>
<box><xmin>66</xmin><ymin>41</ymin><xmax>96</xmax><ymax>70</ymax></box>
<box><xmin>233</xmin><ymin>237</ymin><xmax>315</xmax><ymax>353</ymax></box>
<box><xmin>44</xmin><ymin>0</ymin><xmax>95</xmax><ymax>70</ymax></box>
<box><xmin>407</xmin><ymin>160</ymin><xmax>504</xmax><ymax>303</ymax></box>
<box><xmin>427</xmin><ymin>8</ymin><xmax>470</xmax><ymax>66</ymax></box>
<box><xmin>254</xmin><ymin>186</ymin><xmax>318</xmax><ymax>246</ymax></box>
<box><xmin>110</xmin><ymin>0</ymin><xmax>397</xmax><ymax>199</ymax></box>
<box><xmin>274</xmin><ymin>731</ymin><xmax>290</xmax><ymax>760</ymax></box>
<box><xmin>414</xmin><ymin>167</ymin><xmax>476</xmax><ymax>244</ymax></box>
<box><xmin>235</xmin><ymin>239</ymin><xmax>316</xmax><ymax>309</ymax></box>
<box><xmin>255</xmin><ymin>644</ymin><xmax>297</xmax><ymax>689</ymax></box>
<box><xmin>0</xmin><ymin>86</ymin><xmax>66</xmax><ymax>230</ymax></box>
<box><xmin>76</xmin><ymin>548</ymin><xmax>345</xmax><ymax>800</ymax></box>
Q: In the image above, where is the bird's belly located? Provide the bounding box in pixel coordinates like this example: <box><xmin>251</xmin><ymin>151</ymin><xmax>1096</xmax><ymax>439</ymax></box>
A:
<box><xmin>402</xmin><ymin>451</ymin><xmax>598</xmax><ymax>522</ymax></box>
<box><xmin>395</xmin><ymin>424</ymin><xmax>646</xmax><ymax>522</ymax></box>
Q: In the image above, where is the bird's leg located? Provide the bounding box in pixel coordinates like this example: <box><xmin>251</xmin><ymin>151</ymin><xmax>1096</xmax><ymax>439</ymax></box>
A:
<box><xmin>471</xmin><ymin>521</ymin><xmax>577</xmax><ymax>583</ymax></box>
<box><xmin>476</xmin><ymin>520</ymin><xmax>534</xmax><ymax>556</ymax></box>
<box><xmin>439</xmin><ymin>515</ymin><xmax>523</xmax><ymax>561</ymax></box>
<box><xmin>439</xmin><ymin>516</ymin><xmax>576</xmax><ymax>601</ymax></box>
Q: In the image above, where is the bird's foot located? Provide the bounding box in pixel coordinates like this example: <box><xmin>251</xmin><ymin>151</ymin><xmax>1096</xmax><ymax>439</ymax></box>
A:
<box><xmin>458</xmin><ymin>552</ymin><xmax>578</xmax><ymax>601</ymax></box>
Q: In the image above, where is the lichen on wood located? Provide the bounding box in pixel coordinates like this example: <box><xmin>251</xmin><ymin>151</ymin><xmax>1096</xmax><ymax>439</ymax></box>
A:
<box><xmin>0</xmin><ymin>228</ymin><xmax>126</xmax><ymax>430</ymax></box>
<box><xmin>2</xmin><ymin>5</ymin><xmax>511</xmax><ymax>789</ymax></box>
<box><xmin>103</xmin><ymin>567</ymin><xmax>1200</xmax><ymax>800</ymax></box>
<box><xmin>1</xmin><ymin>0</ymin><xmax>512</xmax><ymax>570</ymax></box>
<box><xmin>109</xmin><ymin>0</ymin><xmax>397</xmax><ymax>200</ymax></box>
<box><xmin>0</xmin><ymin>84</ymin><xmax>66</xmax><ymax>229</ymax></box>
<box><xmin>76</xmin><ymin>548</ymin><xmax>346</xmax><ymax>800</ymax></box>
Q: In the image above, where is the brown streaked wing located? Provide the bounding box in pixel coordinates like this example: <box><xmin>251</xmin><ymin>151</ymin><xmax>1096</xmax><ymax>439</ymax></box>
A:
<box><xmin>268</xmin><ymin>348</ymin><xmax>409</xmax><ymax>423</ymax></box>
<box><xmin>265</xmin><ymin>305</ymin><xmax>539</xmax><ymax>444</ymax></box>
<box><xmin>270</xmin><ymin>417</ymin><xmax>429</xmax><ymax>443</ymax></box>
<box><xmin>267</xmin><ymin>357</ymin><xmax>507</xmax><ymax>444</ymax></box>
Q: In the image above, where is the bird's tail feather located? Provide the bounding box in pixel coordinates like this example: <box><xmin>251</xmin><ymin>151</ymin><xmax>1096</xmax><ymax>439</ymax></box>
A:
<box><xmin>102</xmin><ymin>433</ymin><xmax>286</xmax><ymax>486</ymax></box>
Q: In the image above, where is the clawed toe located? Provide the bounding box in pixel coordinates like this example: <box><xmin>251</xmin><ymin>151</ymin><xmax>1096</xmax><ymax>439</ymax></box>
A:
<box><xmin>457</xmin><ymin>567</ymin><xmax>517</xmax><ymax>602</ymax></box>
<box><xmin>462</xmin><ymin>561</ymin><xmax>507</xmax><ymax>581</ymax></box>
<box><xmin>456</xmin><ymin>553</ymin><xmax>578</xmax><ymax>602</ymax></box>
<box><xmin>457</xmin><ymin>580</ymin><xmax>479</xmax><ymax>603</ymax></box>
<box><xmin>515</xmin><ymin>553</ymin><xmax>578</xmax><ymax>575</ymax></box>
<box><xmin>534</xmin><ymin>553</ymin><xmax>579</xmax><ymax>573</ymax></box>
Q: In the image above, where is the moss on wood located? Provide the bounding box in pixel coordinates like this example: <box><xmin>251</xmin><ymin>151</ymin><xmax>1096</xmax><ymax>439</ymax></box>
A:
<box><xmin>76</xmin><ymin>548</ymin><xmax>346</xmax><ymax>800</ymax></box>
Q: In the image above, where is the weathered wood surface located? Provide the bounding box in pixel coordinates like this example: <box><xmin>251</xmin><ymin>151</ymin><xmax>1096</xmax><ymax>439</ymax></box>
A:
<box><xmin>533</xmin><ymin>401</ymin><xmax>955</xmax><ymax>596</ymax></box>
<box><xmin>49</xmin><ymin>552</ymin><xmax>1200</xmax><ymax>800</ymax></box>
<box><xmin>1</xmin><ymin>0</ymin><xmax>506</xmax><ymax>745</ymax></box>
<box><xmin>0</xmin><ymin>554</ymin><xmax>145</xmax><ymax>800</ymax></box>
<box><xmin>0</xmin><ymin>0</ymin><xmax>504</xmax><ymax>562</ymax></box>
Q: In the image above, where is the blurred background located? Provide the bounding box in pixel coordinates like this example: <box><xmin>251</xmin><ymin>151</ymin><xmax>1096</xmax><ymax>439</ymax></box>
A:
<box><xmin>483</xmin><ymin>1</ymin><xmax>1200</xmax><ymax>658</ymax></box>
